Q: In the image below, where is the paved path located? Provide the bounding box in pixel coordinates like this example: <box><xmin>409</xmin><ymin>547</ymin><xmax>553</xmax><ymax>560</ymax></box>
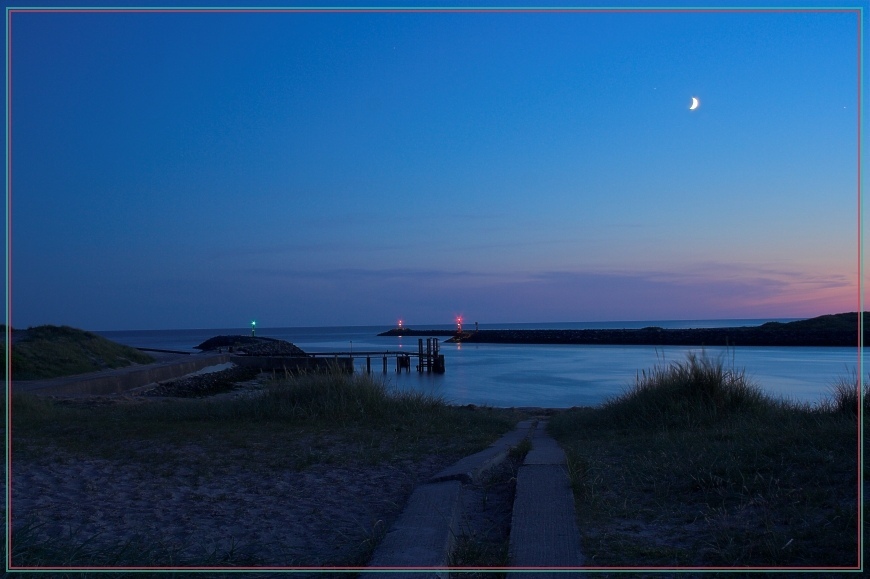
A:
<box><xmin>367</xmin><ymin>420</ymin><xmax>535</xmax><ymax>578</ymax></box>
<box><xmin>366</xmin><ymin>418</ymin><xmax>583</xmax><ymax>576</ymax></box>
<box><xmin>509</xmin><ymin>420</ymin><xmax>584</xmax><ymax>574</ymax></box>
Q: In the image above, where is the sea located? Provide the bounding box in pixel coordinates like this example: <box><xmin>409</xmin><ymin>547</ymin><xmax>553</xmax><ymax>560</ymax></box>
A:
<box><xmin>96</xmin><ymin>319</ymin><xmax>864</xmax><ymax>409</ymax></box>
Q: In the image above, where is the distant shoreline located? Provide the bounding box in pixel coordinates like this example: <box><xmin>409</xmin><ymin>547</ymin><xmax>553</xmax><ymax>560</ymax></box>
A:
<box><xmin>379</xmin><ymin>313</ymin><xmax>866</xmax><ymax>347</ymax></box>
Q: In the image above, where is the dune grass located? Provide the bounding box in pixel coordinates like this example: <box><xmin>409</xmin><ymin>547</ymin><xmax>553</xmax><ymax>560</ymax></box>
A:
<box><xmin>9</xmin><ymin>371</ymin><xmax>526</xmax><ymax>570</ymax></box>
<box><xmin>589</xmin><ymin>350</ymin><xmax>768</xmax><ymax>431</ymax></box>
<box><xmin>549</xmin><ymin>350</ymin><xmax>863</xmax><ymax>570</ymax></box>
<box><xmin>819</xmin><ymin>370</ymin><xmax>870</xmax><ymax>416</ymax></box>
<box><xmin>6</xmin><ymin>325</ymin><xmax>155</xmax><ymax>380</ymax></box>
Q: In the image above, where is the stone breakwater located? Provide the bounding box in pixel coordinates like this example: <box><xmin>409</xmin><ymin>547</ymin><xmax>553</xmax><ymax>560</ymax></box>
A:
<box><xmin>382</xmin><ymin>314</ymin><xmax>867</xmax><ymax>347</ymax></box>
<box><xmin>378</xmin><ymin>329</ymin><xmax>458</xmax><ymax>337</ymax></box>
<box><xmin>444</xmin><ymin>327</ymin><xmax>858</xmax><ymax>347</ymax></box>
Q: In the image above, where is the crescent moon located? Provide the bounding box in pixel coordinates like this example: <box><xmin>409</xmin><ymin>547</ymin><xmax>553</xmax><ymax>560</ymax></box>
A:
<box><xmin>690</xmin><ymin>97</ymin><xmax>699</xmax><ymax>110</ymax></box>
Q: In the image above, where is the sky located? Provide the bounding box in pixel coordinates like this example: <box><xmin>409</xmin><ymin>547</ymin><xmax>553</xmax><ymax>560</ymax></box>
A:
<box><xmin>6</xmin><ymin>1</ymin><xmax>864</xmax><ymax>331</ymax></box>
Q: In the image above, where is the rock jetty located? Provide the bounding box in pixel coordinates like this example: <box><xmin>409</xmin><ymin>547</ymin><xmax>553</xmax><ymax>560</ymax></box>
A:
<box><xmin>378</xmin><ymin>328</ymin><xmax>457</xmax><ymax>337</ymax></box>
<box><xmin>385</xmin><ymin>313</ymin><xmax>866</xmax><ymax>347</ymax></box>
<box><xmin>445</xmin><ymin>327</ymin><xmax>856</xmax><ymax>347</ymax></box>
<box><xmin>195</xmin><ymin>335</ymin><xmax>307</xmax><ymax>356</ymax></box>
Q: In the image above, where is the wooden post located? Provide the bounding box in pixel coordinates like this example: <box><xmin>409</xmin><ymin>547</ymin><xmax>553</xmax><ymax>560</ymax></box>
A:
<box><xmin>366</xmin><ymin>356</ymin><xmax>371</xmax><ymax>374</ymax></box>
<box><xmin>418</xmin><ymin>339</ymin><xmax>424</xmax><ymax>373</ymax></box>
<box><xmin>383</xmin><ymin>355</ymin><xmax>387</xmax><ymax>373</ymax></box>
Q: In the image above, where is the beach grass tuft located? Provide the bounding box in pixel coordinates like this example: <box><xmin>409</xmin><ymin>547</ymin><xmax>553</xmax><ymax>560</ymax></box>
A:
<box><xmin>818</xmin><ymin>370</ymin><xmax>870</xmax><ymax>416</ymax></box>
<box><xmin>593</xmin><ymin>349</ymin><xmax>766</xmax><ymax>430</ymax></box>
<box><xmin>254</xmin><ymin>369</ymin><xmax>446</xmax><ymax>424</ymax></box>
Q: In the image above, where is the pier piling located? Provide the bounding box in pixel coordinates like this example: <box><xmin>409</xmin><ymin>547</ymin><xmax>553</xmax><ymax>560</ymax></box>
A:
<box><xmin>418</xmin><ymin>339</ymin><xmax>424</xmax><ymax>372</ymax></box>
<box><xmin>238</xmin><ymin>349</ymin><xmax>442</xmax><ymax>376</ymax></box>
<box><xmin>409</xmin><ymin>338</ymin><xmax>443</xmax><ymax>373</ymax></box>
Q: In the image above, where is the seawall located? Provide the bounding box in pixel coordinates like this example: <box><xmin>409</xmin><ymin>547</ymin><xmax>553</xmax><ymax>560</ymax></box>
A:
<box><xmin>445</xmin><ymin>327</ymin><xmax>859</xmax><ymax>347</ymax></box>
<box><xmin>380</xmin><ymin>314</ymin><xmax>867</xmax><ymax>346</ymax></box>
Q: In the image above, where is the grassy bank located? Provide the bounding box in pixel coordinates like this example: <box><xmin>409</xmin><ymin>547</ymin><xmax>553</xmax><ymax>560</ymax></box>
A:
<box><xmin>9</xmin><ymin>371</ymin><xmax>527</xmax><ymax>571</ymax></box>
<box><xmin>549</xmin><ymin>351</ymin><xmax>864</xmax><ymax>570</ymax></box>
<box><xmin>6</xmin><ymin>325</ymin><xmax>155</xmax><ymax>380</ymax></box>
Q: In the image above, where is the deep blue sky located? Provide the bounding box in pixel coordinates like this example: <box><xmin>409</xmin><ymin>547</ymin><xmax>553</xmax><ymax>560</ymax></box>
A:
<box><xmin>7</xmin><ymin>2</ymin><xmax>863</xmax><ymax>330</ymax></box>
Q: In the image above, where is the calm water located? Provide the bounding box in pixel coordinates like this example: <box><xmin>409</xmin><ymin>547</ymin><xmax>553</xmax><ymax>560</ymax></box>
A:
<box><xmin>97</xmin><ymin>319</ymin><xmax>863</xmax><ymax>408</ymax></box>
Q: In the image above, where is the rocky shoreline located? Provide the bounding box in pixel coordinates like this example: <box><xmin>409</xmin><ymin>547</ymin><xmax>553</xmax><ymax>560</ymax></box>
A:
<box><xmin>140</xmin><ymin>335</ymin><xmax>310</xmax><ymax>397</ymax></box>
<box><xmin>141</xmin><ymin>365</ymin><xmax>261</xmax><ymax>398</ymax></box>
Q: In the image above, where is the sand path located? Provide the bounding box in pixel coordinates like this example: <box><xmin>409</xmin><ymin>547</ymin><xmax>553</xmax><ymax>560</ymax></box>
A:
<box><xmin>11</xmin><ymin>442</ymin><xmax>455</xmax><ymax>567</ymax></box>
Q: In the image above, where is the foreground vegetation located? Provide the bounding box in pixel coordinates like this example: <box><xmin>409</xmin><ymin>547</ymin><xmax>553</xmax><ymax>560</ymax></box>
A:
<box><xmin>5</xmin><ymin>325</ymin><xmax>154</xmax><ymax>380</ymax></box>
<box><xmin>8</xmin><ymin>372</ymin><xmax>526</xmax><ymax>572</ymax></box>
<box><xmin>6</xmin><ymin>349</ymin><xmax>866</xmax><ymax>574</ymax></box>
<box><xmin>549</xmin><ymin>351</ymin><xmax>864</xmax><ymax>571</ymax></box>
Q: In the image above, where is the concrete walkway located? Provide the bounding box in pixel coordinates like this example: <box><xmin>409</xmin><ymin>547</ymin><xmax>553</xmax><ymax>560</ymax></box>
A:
<box><xmin>367</xmin><ymin>419</ymin><xmax>535</xmax><ymax>578</ymax></box>
<box><xmin>367</xmin><ymin>418</ymin><xmax>583</xmax><ymax>576</ymax></box>
<box><xmin>509</xmin><ymin>420</ymin><xmax>584</xmax><ymax>574</ymax></box>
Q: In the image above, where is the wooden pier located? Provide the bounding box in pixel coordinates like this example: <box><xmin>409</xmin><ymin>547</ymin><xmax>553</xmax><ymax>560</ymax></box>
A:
<box><xmin>345</xmin><ymin>337</ymin><xmax>444</xmax><ymax>374</ymax></box>
<box><xmin>232</xmin><ymin>338</ymin><xmax>445</xmax><ymax>375</ymax></box>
